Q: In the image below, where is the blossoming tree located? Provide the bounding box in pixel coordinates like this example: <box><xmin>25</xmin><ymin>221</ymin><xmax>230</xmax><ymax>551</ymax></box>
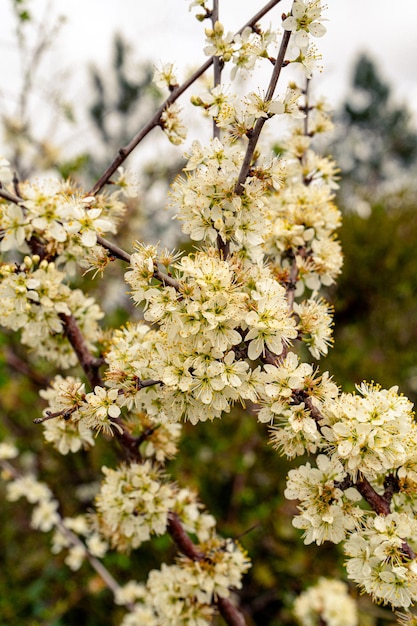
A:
<box><xmin>1</xmin><ymin>1</ymin><xmax>417</xmax><ymax>625</ymax></box>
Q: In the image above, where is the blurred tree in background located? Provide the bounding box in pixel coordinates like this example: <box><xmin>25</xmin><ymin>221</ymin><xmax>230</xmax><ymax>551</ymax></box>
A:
<box><xmin>332</xmin><ymin>53</ymin><xmax>417</xmax><ymax>198</ymax></box>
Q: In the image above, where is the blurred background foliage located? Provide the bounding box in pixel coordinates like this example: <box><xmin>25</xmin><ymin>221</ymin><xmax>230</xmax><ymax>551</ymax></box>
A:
<box><xmin>1</xmin><ymin>7</ymin><xmax>417</xmax><ymax>626</ymax></box>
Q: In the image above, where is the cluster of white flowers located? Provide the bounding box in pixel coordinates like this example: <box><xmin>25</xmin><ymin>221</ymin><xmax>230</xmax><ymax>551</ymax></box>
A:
<box><xmin>6</xmin><ymin>473</ymin><xmax>60</xmax><ymax>532</ymax></box>
<box><xmin>0</xmin><ymin>256</ymin><xmax>103</xmax><ymax>367</ymax></box>
<box><xmin>40</xmin><ymin>374</ymin><xmax>183</xmax><ymax>449</ymax></box>
<box><xmin>345</xmin><ymin>513</ymin><xmax>417</xmax><ymax>608</ymax></box>
<box><xmin>51</xmin><ymin>513</ymin><xmax>108</xmax><ymax>570</ymax></box>
<box><xmin>0</xmin><ymin>169</ymin><xmax>137</xmax><ymax>273</ymax></box>
<box><xmin>285</xmin><ymin>454</ymin><xmax>363</xmax><ymax>545</ymax></box>
<box><xmin>95</xmin><ymin>461</ymin><xmax>216</xmax><ymax>552</ymax></box>
<box><xmin>118</xmin><ymin>536</ymin><xmax>250</xmax><ymax>626</ymax></box>
<box><xmin>192</xmin><ymin>83</ymin><xmax>305</xmax><ymax>139</ymax></box>
<box><xmin>282</xmin><ymin>0</ymin><xmax>327</xmax><ymax>83</ymax></box>
<box><xmin>320</xmin><ymin>383</ymin><xmax>417</xmax><ymax>481</ymax></box>
<box><xmin>0</xmin><ymin>178</ymin><xmax>108</xmax><ymax>253</ymax></box>
<box><xmin>258</xmin><ymin>353</ymin><xmax>338</xmax><ymax>457</ymax></box>
<box><xmin>280</xmin><ymin>380</ymin><xmax>417</xmax><ymax>608</ymax></box>
<box><xmin>263</xmin><ymin>131</ymin><xmax>342</xmax><ymax>294</ymax></box>
<box><xmin>201</xmin><ymin>14</ymin><xmax>322</xmax><ymax>82</ymax></box>
<box><xmin>293</xmin><ymin>577</ymin><xmax>358</xmax><ymax>626</ymax></box>
<box><xmin>170</xmin><ymin>138</ymin><xmax>283</xmax><ymax>258</ymax></box>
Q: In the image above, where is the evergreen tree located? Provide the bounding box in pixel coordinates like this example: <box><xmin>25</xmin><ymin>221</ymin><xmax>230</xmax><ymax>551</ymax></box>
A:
<box><xmin>333</xmin><ymin>53</ymin><xmax>417</xmax><ymax>194</ymax></box>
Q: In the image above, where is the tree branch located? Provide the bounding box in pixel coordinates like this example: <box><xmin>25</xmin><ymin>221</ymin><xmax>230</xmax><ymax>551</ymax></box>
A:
<box><xmin>167</xmin><ymin>511</ymin><xmax>204</xmax><ymax>560</ymax></box>
<box><xmin>217</xmin><ymin>596</ymin><xmax>247</xmax><ymax>626</ymax></box>
<box><xmin>96</xmin><ymin>235</ymin><xmax>131</xmax><ymax>263</ymax></box>
<box><xmin>211</xmin><ymin>0</ymin><xmax>221</xmax><ymax>140</ymax></box>
<box><xmin>355</xmin><ymin>477</ymin><xmax>391</xmax><ymax>516</ymax></box>
<box><xmin>59</xmin><ymin>313</ymin><xmax>103</xmax><ymax>388</ymax></box>
<box><xmin>0</xmin><ymin>187</ymin><xmax>25</xmax><ymax>205</ymax></box>
<box><xmin>234</xmin><ymin>29</ymin><xmax>291</xmax><ymax>195</ymax></box>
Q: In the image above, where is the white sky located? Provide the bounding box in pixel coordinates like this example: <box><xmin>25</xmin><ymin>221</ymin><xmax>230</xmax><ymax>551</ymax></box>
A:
<box><xmin>1</xmin><ymin>0</ymin><xmax>417</xmax><ymax>157</ymax></box>
<box><xmin>56</xmin><ymin>1</ymin><xmax>417</xmax><ymax>109</ymax></box>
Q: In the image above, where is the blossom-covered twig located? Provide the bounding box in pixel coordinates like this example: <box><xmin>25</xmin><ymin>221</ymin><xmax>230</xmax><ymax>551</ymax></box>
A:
<box><xmin>234</xmin><ymin>29</ymin><xmax>291</xmax><ymax>195</ymax></box>
<box><xmin>211</xmin><ymin>0</ymin><xmax>222</xmax><ymax>140</ymax></box>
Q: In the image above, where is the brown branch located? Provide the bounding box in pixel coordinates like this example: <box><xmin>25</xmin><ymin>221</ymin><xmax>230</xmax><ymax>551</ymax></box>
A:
<box><xmin>355</xmin><ymin>477</ymin><xmax>391</xmax><ymax>516</ymax></box>
<box><xmin>96</xmin><ymin>235</ymin><xmax>131</xmax><ymax>263</ymax></box>
<box><xmin>234</xmin><ymin>29</ymin><xmax>291</xmax><ymax>195</ymax></box>
<box><xmin>167</xmin><ymin>511</ymin><xmax>204</xmax><ymax>560</ymax></box>
<box><xmin>88</xmin><ymin>0</ymin><xmax>284</xmax><ymax>196</ymax></box>
<box><xmin>153</xmin><ymin>267</ymin><xmax>181</xmax><ymax>291</ymax></box>
<box><xmin>59</xmin><ymin>313</ymin><xmax>103</xmax><ymax>389</ymax></box>
<box><xmin>217</xmin><ymin>597</ymin><xmax>247</xmax><ymax>626</ymax></box>
<box><xmin>383</xmin><ymin>473</ymin><xmax>400</xmax><ymax>506</ymax></box>
<box><xmin>0</xmin><ymin>187</ymin><xmax>25</xmax><ymax>205</ymax></box>
<box><xmin>211</xmin><ymin>0</ymin><xmax>221</xmax><ymax>141</ymax></box>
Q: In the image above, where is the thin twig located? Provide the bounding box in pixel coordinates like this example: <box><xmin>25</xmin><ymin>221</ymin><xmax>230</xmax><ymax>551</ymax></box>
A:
<box><xmin>153</xmin><ymin>267</ymin><xmax>181</xmax><ymax>290</ymax></box>
<box><xmin>0</xmin><ymin>460</ymin><xmax>134</xmax><ymax>611</ymax></box>
<box><xmin>211</xmin><ymin>0</ymin><xmax>221</xmax><ymax>140</ymax></box>
<box><xmin>234</xmin><ymin>29</ymin><xmax>291</xmax><ymax>195</ymax></box>
<box><xmin>0</xmin><ymin>187</ymin><xmax>25</xmax><ymax>205</ymax></box>
<box><xmin>96</xmin><ymin>235</ymin><xmax>131</xmax><ymax>263</ymax></box>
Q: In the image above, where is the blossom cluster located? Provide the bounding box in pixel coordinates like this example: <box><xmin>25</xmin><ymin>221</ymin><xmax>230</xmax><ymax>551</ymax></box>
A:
<box><xmin>170</xmin><ymin>138</ymin><xmax>283</xmax><ymax>258</ymax></box>
<box><xmin>0</xmin><ymin>256</ymin><xmax>103</xmax><ymax>367</ymax></box>
<box><xmin>95</xmin><ymin>461</ymin><xmax>215</xmax><ymax>552</ymax></box>
<box><xmin>280</xmin><ymin>382</ymin><xmax>417</xmax><ymax>608</ymax></box>
<box><xmin>0</xmin><ymin>164</ymin><xmax>136</xmax><ymax>273</ymax></box>
<box><xmin>39</xmin><ymin>374</ymin><xmax>182</xmax><ymax>451</ymax></box>
<box><xmin>293</xmin><ymin>577</ymin><xmax>358</xmax><ymax>626</ymax></box>
<box><xmin>345</xmin><ymin>513</ymin><xmax>417</xmax><ymax>608</ymax></box>
<box><xmin>117</xmin><ymin>537</ymin><xmax>250</xmax><ymax>626</ymax></box>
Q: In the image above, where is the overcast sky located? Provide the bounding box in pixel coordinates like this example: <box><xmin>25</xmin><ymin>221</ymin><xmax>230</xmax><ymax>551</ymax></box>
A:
<box><xmin>2</xmin><ymin>0</ymin><xmax>417</xmax><ymax>156</ymax></box>
<box><xmin>56</xmin><ymin>0</ymin><xmax>417</xmax><ymax>110</ymax></box>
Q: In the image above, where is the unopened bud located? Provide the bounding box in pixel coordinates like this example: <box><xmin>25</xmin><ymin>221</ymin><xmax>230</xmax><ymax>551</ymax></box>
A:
<box><xmin>214</xmin><ymin>21</ymin><xmax>224</xmax><ymax>35</ymax></box>
<box><xmin>190</xmin><ymin>95</ymin><xmax>203</xmax><ymax>106</ymax></box>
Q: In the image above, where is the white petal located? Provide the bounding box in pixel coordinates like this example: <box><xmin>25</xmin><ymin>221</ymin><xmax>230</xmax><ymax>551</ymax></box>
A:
<box><xmin>309</xmin><ymin>23</ymin><xmax>326</xmax><ymax>37</ymax></box>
